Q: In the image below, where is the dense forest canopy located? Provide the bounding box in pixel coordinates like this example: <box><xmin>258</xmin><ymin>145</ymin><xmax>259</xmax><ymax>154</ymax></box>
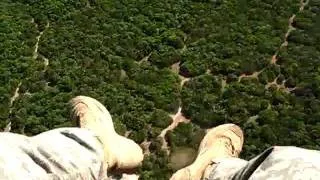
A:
<box><xmin>1</xmin><ymin>0</ymin><xmax>320</xmax><ymax>179</ymax></box>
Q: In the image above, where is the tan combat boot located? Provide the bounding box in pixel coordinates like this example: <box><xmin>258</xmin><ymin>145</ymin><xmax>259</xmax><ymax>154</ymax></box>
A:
<box><xmin>170</xmin><ymin>124</ymin><xmax>244</xmax><ymax>180</ymax></box>
<box><xmin>70</xmin><ymin>96</ymin><xmax>144</xmax><ymax>171</ymax></box>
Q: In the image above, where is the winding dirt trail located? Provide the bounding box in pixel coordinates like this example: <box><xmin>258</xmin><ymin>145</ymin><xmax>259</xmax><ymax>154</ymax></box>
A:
<box><xmin>5</xmin><ymin>20</ymin><xmax>51</xmax><ymax>132</ymax></box>
<box><xmin>138</xmin><ymin>52</ymin><xmax>152</xmax><ymax>64</ymax></box>
<box><xmin>171</xmin><ymin>61</ymin><xmax>190</xmax><ymax>88</ymax></box>
<box><xmin>266</xmin><ymin>0</ymin><xmax>309</xmax><ymax>92</ymax></box>
<box><xmin>140</xmin><ymin>139</ymin><xmax>151</xmax><ymax>156</ymax></box>
<box><xmin>8</xmin><ymin>81</ymin><xmax>22</xmax><ymax>117</ymax></box>
<box><xmin>155</xmin><ymin>60</ymin><xmax>193</xmax><ymax>155</ymax></box>
<box><xmin>124</xmin><ymin>130</ymin><xmax>132</xmax><ymax>137</ymax></box>
<box><xmin>237</xmin><ymin>69</ymin><xmax>264</xmax><ymax>82</ymax></box>
<box><xmin>43</xmin><ymin>57</ymin><xmax>49</xmax><ymax>72</ymax></box>
<box><xmin>33</xmin><ymin>21</ymin><xmax>50</xmax><ymax>71</ymax></box>
<box><xmin>271</xmin><ymin>0</ymin><xmax>310</xmax><ymax>65</ymax></box>
<box><xmin>5</xmin><ymin>82</ymin><xmax>22</xmax><ymax>132</ymax></box>
<box><xmin>151</xmin><ymin>0</ymin><xmax>310</xmax><ymax>156</ymax></box>
<box><xmin>247</xmin><ymin>115</ymin><xmax>259</xmax><ymax>124</ymax></box>
<box><xmin>160</xmin><ymin>56</ymin><xmax>223</xmax><ymax>154</ymax></box>
<box><xmin>265</xmin><ymin>76</ymin><xmax>296</xmax><ymax>93</ymax></box>
<box><xmin>3</xmin><ymin>122</ymin><xmax>11</xmax><ymax>132</ymax></box>
<box><xmin>158</xmin><ymin>107</ymin><xmax>190</xmax><ymax>155</ymax></box>
<box><xmin>238</xmin><ymin>0</ymin><xmax>309</xmax><ymax>93</ymax></box>
<box><xmin>221</xmin><ymin>79</ymin><xmax>227</xmax><ymax>93</ymax></box>
<box><xmin>33</xmin><ymin>32</ymin><xmax>41</xmax><ymax>59</ymax></box>
<box><xmin>9</xmin><ymin>82</ymin><xmax>22</xmax><ymax>109</ymax></box>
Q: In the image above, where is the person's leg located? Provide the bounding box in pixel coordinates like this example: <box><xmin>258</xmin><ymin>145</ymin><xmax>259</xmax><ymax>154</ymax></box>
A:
<box><xmin>204</xmin><ymin>145</ymin><xmax>320</xmax><ymax>180</ymax></box>
<box><xmin>0</xmin><ymin>96</ymin><xmax>142</xmax><ymax>180</ymax></box>
<box><xmin>236</xmin><ymin>146</ymin><xmax>320</xmax><ymax>180</ymax></box>
<box><xmin>170</xmin><ymin>124</ymin><xmax>245</xmax><ymax>180</ymax></box>
<box><xmin>32</xmin><ymin>127</ymin><xmax>108</xmax><ymax>179</ymax></box>
<box><xmin>171</xmin><ymin>123</ymin><xmax>320</xmax><ymax>180</ymax></box>
<box><xmin>69</xmin><ymin>96</ymin><xmax>144</xmax><ymax>171</ymax></box>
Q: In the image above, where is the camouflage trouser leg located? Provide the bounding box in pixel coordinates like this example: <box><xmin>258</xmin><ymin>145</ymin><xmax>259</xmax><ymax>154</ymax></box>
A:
<box><xmin>206</xmin><ymin>146</ymin><xmax>320</xmax><ymax>180</ymax></box>
<box><xmin>0</xmin><ymin>128</ymin><xmax>108</xmax><ymax>180</ymax></box>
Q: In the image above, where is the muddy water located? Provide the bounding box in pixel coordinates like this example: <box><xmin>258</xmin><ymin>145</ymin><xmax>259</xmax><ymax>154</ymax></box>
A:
<box><xmin>169</xmin><ymin>147</ymin><xmax>197</xmax><ymax>170</ymax></box>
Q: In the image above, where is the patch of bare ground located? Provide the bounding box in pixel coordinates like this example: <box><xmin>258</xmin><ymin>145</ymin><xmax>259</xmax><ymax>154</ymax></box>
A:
<box><xmin>265</xmin><ymin>76</ymin><xmax>296</xmax><ymax>93</ymax></box>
